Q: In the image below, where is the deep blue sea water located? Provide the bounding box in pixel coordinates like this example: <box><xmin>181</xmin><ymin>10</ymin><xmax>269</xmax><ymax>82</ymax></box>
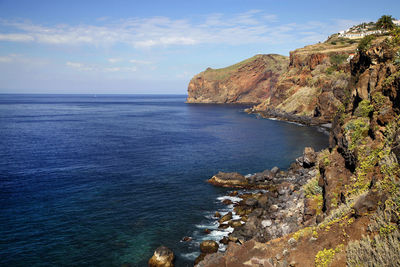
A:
<box><xmin>0</xmin><ymin>94</ymin><xmax>328</xmax><ymax>266</ymax></box>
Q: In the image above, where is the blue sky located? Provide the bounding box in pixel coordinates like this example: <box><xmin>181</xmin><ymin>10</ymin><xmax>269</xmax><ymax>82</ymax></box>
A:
<box><xmin>0</xmin><ymin>0</ymin><xmax>399</xmax><ymax>94</ymax></box>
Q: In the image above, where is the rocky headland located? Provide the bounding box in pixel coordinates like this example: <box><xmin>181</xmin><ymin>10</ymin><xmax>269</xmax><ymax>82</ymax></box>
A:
<box><xmin>186</xmin><ymin>54</ymin><xmax>288</xmax><ymax>104</ymax></box>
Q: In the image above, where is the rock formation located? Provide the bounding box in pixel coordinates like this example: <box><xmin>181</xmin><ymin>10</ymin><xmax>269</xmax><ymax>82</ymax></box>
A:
<box><xmin>196</xmin><ymin>34</ymin><xmax>400</xmax><ymax>266</ymax></box>
<box><xmin>148</xmin><ymin>246</ymin><xmax>174</xmax><ymax>267</ymax></box>
<box><xmin>187</xmin><ymin>54</ymin><xmax>289</xmax><ymax>104</ymax></box>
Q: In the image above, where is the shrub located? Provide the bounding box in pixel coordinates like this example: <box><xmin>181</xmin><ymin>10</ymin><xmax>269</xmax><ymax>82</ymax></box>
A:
<box><xmin>358</xmin><ymin>35</ymin><xmax>375</xmax><ymax>52</ymax></box>
<box><xmin>325</xmin><ymin>66</ymin><xmax>337</xmax><ymax>75</ymax></box>
<box><xmin>354</xmin><ymin>100</ymin><xmax>374</xmax><ymax>117</ymax></box>
<box><xmin>344</xmin><ymin>118</ymin><xmax>370</xmax><ymax>151</ymax></box>
<box><xmin>304</xmin><ymin>177</ymin><xmax>323</xmax><ymax>197</ymax></box>
<box><xmin>346</xmin><ymin>229</ymin><xmax>400</xmax><ymax>266</ymax></box>
<box><xmin>315</xmin><ymin>244</ymin><xmax>344</xmax><ymax>267</ymax></box>
<box><xmin>330</xmin><ymin>54</ymin><xmax>348</xmax><ymax>66</ymax></box>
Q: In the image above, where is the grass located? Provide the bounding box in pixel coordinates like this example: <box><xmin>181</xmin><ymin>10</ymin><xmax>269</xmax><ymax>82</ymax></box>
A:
<box><xmin>199</xmin><ymin>54</ymin><xmax>288</xmax><ymax>81</ymax></box>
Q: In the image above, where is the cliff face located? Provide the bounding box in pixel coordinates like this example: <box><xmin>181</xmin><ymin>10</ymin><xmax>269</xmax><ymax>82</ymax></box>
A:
<box><xmin>187</xmin><ymin>37</ymin><xmax>360</xmax><ymax>124</ymax></box>
<box><xmin>252</xmin><ymin>38</ymin><xmax>359</xmax><ymax>124</ymax></box>
<box><xmin>197</xmin><ymin>38</ymin><xmax>400</xmax><ymax>267</ymax></box>
<box><xmin>186</xmin><ymin>54</ymin><xmax>289</xmax><ymax>104</ymax></box>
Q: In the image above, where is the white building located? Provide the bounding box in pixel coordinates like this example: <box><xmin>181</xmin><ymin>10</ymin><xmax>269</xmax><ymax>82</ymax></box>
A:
<box><xmin>394</xmin><ymin>20</ymin><xmax>400</xmax><ymax>26</ymax></box>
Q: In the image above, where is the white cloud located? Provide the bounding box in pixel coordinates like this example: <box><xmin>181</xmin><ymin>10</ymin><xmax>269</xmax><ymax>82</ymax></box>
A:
<box><xmin>0</xmin><ymin>56</ymin><xmax>13</xmax><ymax>62</ymax></box>
<box><xmin>66</xmin><ymin>61</ymin><xmax>137</xmax><ymax>73</ymax></box>
<box><xmin>0</xmin><ymin>13</ymin><xmax>362</xmax><ymax>48</ymax></box>
<box><xmin>108</xmin><ymin>58</ymin><xmax>121</xmax><ymax>63</ymax></box>
<box><xmin>0</xmin><ymin>33</ymin><xmax>34</xmax><ymax>42</ymax></box>
<box><xmin>129</xmin><ymin>59</ymin><xmax>152</xmax><ymax>65</ymax></box>
<box><xmin>66</xmin><ymin>61</ymin><xmax>93</xmax><ymax>71</ymax></box>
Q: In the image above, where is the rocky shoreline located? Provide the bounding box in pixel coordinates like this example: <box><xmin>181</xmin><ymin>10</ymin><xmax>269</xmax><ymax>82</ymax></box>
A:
<box><xmin>192</xmin><ymin>147</ymin><xmax>321</xmax><ymax>265</ymax></box>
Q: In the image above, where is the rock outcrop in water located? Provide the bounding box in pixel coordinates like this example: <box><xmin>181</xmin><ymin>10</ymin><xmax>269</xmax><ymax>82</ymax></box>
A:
<box><xmin>148</xmin><ymin>246</ymin><xmax>174</xmax><ymax>267</ymax></box>
<box><xmin>195</xmin><ymin>27</ymin><xmax>400</xmax><ymax>267</ymax></box>
<box><xmin>186</xmin><ymin>54</ymin><xmax>289</xmax><ymax>104</ymax></box>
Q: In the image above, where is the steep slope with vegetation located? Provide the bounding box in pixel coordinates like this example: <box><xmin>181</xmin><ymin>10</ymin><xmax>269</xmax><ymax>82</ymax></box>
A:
<box><xmin>186</xmin><ymin>54</ymin><xmax>289</xmax><ymax>104</ymax></box>
<box><xmin>195</xmin><ymin>19</ymin><xmax>400</xmax><ymax>267</ymax></box>
<box><xmin>250</xmin><ymin>35</ymin><xmax>361</xmax><ymax>124</ymax></box>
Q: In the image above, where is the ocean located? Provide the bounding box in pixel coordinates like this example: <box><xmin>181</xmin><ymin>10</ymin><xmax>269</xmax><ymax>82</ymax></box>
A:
<box><xmin>0</xmin><ymin>94</ymin><xmax>328</xmax><ymax>266</ymax></box>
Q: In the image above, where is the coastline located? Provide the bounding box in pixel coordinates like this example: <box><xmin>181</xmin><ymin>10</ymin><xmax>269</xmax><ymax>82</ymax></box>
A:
<box><xmin>191</xmin><ymin>145</ymin><xmax>324</xmax><ymax>265</ymax></box>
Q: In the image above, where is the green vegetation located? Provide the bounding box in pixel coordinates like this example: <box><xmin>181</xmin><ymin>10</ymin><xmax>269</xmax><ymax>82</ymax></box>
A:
<box><xmin>354</xmin><ymin>100</ymin><xmax>373</xmax><ymax>117</ymax></box>
<box><xmin>347</xmin><ymin>209</ymin><xmax>400</xmax><ymax>267</ymax></box>
<box><xmin>347</xmin><ymin>230</ymin><xmax>400</xmax><ymax>266</ymax></box>
<box><xmin>358</xmin><ymin>35</ymin><xmax>376</xmax><ymax>52</ymax></box>
<box><xmin>391</xmin><ymin>28</ymin><xmax>400</xmax><ymax>46</ymax></box>
<box><xmin>395</xmin><ymin>51</ymin><xmax>400</xmax><ymax>65</ymax></box>
<box><xmin>372</xmin><ymin>91</ymin><xmax>388</xmax><ymax>110</ymax></box>
<box><xmin>200</xmin><ymin>54</ymin><xmax>288</xmax><ymax>81</ymax></box>
<box><xmin>330</xmin><ymin>54</ymin><xmax>348</xmax><ymax>66</ymax></box>
<box><xmin>383</xmin><ymin>69</ymin><xmax>400</xmax><ymax>87</ymax></box>
<box><xmin>304</xmin><ymin>177</ymin><xmax>322</xmax><ymax>197</ymax></box>
<box><xmin>344</xmin><ymin>118</ymin><xmax>370</xmax><ymax>151</ymax></box>
<box><xmin>376</xmin><ymin>15</ymin><xmax>395</xmax><ymax>30</ymax></box>
<box><xmin>315</xmin><ymin>244</ymin><xmax>344</xmax><ymax>267</ymax></box>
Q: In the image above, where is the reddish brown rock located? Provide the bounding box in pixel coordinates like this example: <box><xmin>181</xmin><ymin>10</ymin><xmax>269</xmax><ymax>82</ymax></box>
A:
<box><xmin>187</xmin><ymin>54</ymin><xmax>288</xmax><ymax>104</ymax></box>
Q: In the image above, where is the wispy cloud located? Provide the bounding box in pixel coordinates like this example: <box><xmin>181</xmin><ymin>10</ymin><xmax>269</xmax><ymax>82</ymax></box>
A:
<box><xmin>129</xmin><ymin>59</ymin><xmax>152</xmax><ymax>65</ymax></box>
<box><xmin>66</xmin><ymin>61</ymin><xmax>137</xmax><ymax>72</ymax></box>
<box><xmin>0</xmin><ymin>12</ymin><xmax>361</xmax><ymax>48</ymax></box>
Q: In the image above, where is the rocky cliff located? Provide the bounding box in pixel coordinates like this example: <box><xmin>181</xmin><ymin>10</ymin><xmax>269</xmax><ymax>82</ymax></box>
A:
<box><xmin>186</xmin><ymin>54</ymin><xmax>289</xmax><ymax>104</ymax></box>
<box><xmin>250</xmin><ymin>35</ymin><xmax>359</xmax><ymax>124</ymax></box>
<box><xmin>196</xmin><ymin>35</ymin><xmax>400</xmax><ymax>267</ymax></box>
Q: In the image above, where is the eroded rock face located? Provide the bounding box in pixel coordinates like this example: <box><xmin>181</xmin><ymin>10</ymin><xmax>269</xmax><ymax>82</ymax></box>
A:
<box><xmin>187</xmin><ymin>54</ymin><xmax>289</xmax><ymax>104</ymax></box>
<box><xmin>250</xmin><ymin>42</ymin><xmax>358</xmax><ymax>124</ymax></box>
<box><xmin>148</xmin><ymin>246</ymin><xmax>174</xmax><ymax>267</ymax></box>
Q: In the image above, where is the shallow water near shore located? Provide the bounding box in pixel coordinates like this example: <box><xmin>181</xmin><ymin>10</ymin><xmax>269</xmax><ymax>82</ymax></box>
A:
<box><xmin>0</xmin><ymin>94</ymin><xmax>328</xmax><ymax>266</ymax></box>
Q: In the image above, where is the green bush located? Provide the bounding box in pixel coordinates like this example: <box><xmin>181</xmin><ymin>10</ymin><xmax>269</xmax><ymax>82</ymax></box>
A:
<box><xmin>354</xmin><ymin>100</ymin><xmax>374</xmax><ymax>117</ymax></box>
<box><xmin>344</xmin><ymin>118</ymin><xmax>370</xmax><ymax>151</ymax></box>
<box><xmin>304</xmin><ymin>177</ymin><xmax>323</xmax><ymax>197</ymax></box>
<box><xmin>325</xmin><ymin>66</ymin><xmax>337</xmax><ymax>75</ymax></box>
<box><xmin>330</xmin><ymin>54</ymin><xmax>348</xmax><ymax>66</ymax></box>
<box><xmin>358</xmin><ymin>35</ymin><xmax>375</xmax><ymax>52</ymax></box>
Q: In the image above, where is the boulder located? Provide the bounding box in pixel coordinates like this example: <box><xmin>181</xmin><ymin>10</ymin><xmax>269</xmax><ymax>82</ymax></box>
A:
<box><xmin>245</xmin><ymin>198</ymin><xmax>258</xmax><ymax>207</ymax></box>
<box><xmin>302</xmin><ymin>147</ymin><xmax>317</xmax><ymax>168</ymax></box>
<box><xmin>219</xmin><ymin>212</ymin><xmax>232</xmax><ymax>224</ymax></box>
<box><xmin>257</xmin><ymin>195</ymin><xmax>269</xmax><ymax>209</ymax></box>
<box><xmin>181</xmin><ymin>236</ymin><xmax>192</xmax><ymax>242</ymax></box>
<box><xmin>148</xmin><ymin>246</ymin><xmax>174</xmax><ymax>267</ymax></box>
<box><xmin>207</xmin><ymin>172</ymin><xmax>248</xmax><ymax>188</ymax></box>
<box><xmin>214</xmin><ymin>211</ymin><xmax>221</xmax><ymax>218</ymax></box>
<box><xmin>271</xmin><ymin>167</ymin><xmax>280</xmax><ymax>175</ymax></box>
<box><xmin>353</xmin><ymin>190</ymin><xmax>387</xmax><ymax>218</ymax></box>
<box><xmin>200</xmin><ymin>240</ymin><xmax>219</xmax><ymax>254</ymax></box>
<box><xmin>229</xmin><ymin>220</ymin><xmax>243</xmax><ymax>228</ymax></box>
<box><xmin>261</xmin><ymin>219</ymin><xmax>272</xmax><ymax>228</ymax></box>
<box><xmin>229</xmin><ymin>191</ymin><xmax>239</xmax><ymax>196</ymax></box>
<box><xmin>222</xmin><ymin>199</ymin><xmax>233</xmax><ymax>205</ymax></box>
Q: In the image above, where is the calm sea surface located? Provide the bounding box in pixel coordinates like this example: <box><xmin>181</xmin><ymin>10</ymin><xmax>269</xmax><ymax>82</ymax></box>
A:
<box><xmin>0</xmin><ymin>94</ymin><xmax>328</xmax><ymax>266</ymax></box>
